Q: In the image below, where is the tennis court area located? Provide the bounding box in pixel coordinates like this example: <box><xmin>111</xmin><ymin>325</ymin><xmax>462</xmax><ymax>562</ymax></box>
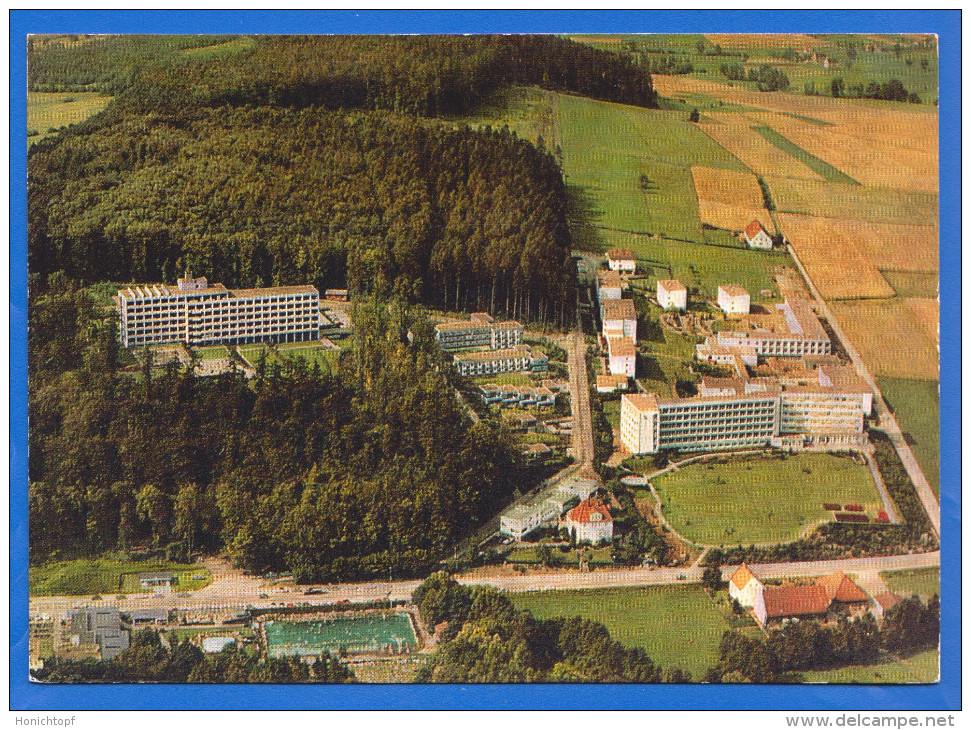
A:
<box><xmin>264</xmin><ymin>613</ymin><xmax>418</xmax><ymax>658</ymax></box>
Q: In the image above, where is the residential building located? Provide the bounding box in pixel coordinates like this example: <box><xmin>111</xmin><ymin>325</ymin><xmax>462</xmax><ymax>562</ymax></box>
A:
<box><xmin>115</xmin><ymin>276</ymin><xmax>320</xmax><ymax>348</ymax></box>
<box><xmin>596</xmin><ymin>373</ymin><xmax>629</xmax><ymax>393</ymax></box>
<box><xmin>695</xmin><ymin>341</ymin><xmax>759</xmax><ymax>370</ymax></box>
<box><xmin>563</xmin><ymin>497</ymin><xmax>613</xmax><ymax>545</ymax></box>
<box><xmin>606</xmin><ymin>248</ymin><xmax>636</xmax><ymax>273</ymax></box>
<box><xmin>434</xmin><ymin>314</ymin><xmax>524</xmax><ymax>351</ymax></box>
<box><xmin>607</xmin><ymin>336</ymin><xmax>637</xmax><ymax>378</ymax></box>
<box><xmin>69</xmin><ymin>608</ymin><xmax>130</xmax><ymax>660</ymax></box>
<box><xmin>717</xmin><ymin>285</ymin><xmax>751</xmax><ymax>316</ymax></box>
<box><xmin>522</xmin><ymin>442</ymin><xmax>552</xmax><ymax>460</ymax></box>
<box><xmin>601</xmin><ymin>298</ymin><xmax>637</xmax><ymax>340</ymax></box>
<box><xmin>728</xmin><ymin>563</ymin><xmax>765</xmax><ymax>608</ymax></box>
<box><xmin>657</xmin><ymin>279</ymin><xmax>688</xmax><ymax>311</ymax></box>
<box><xmin>128</xmin><ymin>608</ymin><xmax>171</xmax><ymax>626</ymax></box>
<box><xmin>817</xmin><ymin>571</ymin><xmax>872</xmax><ymax>616</ymax></box>
<box><xmin>596</xmin><ymin>269</ymin><xmax>623</xmax><ymax>301</ymax></box>
<box><xmin>743</xmin><ymin>220</ymin><xmax>774</xmax><ymax>250</ymax></box>
<box><xmin>753</xmin><ymin>584</ymin><xmax>831</xmax><ymax>628</ymax></box>
<box><xmin>871</xmin><ymin>592</ymin><xmax>903</xmax><ymax>620</ymax></box>
<box><xmin>452</xmin><ymin>346</ymin><xmax>547</xmax><ymax>378</ymax></box>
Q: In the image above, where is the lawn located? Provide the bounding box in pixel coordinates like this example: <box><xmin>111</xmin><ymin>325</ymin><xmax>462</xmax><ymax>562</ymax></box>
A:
<box><xmin>193</xmin><ymin>345</ymin><xmax>231</xmax><ymax>361</ymax></box>
<box><xmin>802</xmin><ymin>649</ymin><xmax>938</xmax><ymax>684</ymax></box>
<box><xmin>650</xmin><ymin>453</ymin><xmax>881</xmax><ymax>546</ymax></box>
<box><xmin>752</xmin><ymin>126</ymin><xmax>859</xmax><ymax>184</ymax></box>
<box><xmin>506</xmin><ymin>546</ymin><xmax>613</xmax><ymax>566</ymax></box>
<box><xmin>30</xmin><ymin>558</ymin><xmax>211</xmax><ymax>597</ymax></box>
<box><xmin>237</xmin><ymin>343</ymin><xmax>281</xmax><ymax>367</ymax></box>
<box><xmin>451</xmin><ymin>84</ymin><xmax>556</xmax><ymax>148</ymax></box>
<box><xmin>177</xmin><ymin>36</ymin><xmax>256</xmax><ymax>61</ymax></box>
<box><xmin>27</xmin><ymin>91</ymin><xmax>112</xmax><ymax>146</ymax></box>
<box><xmin>276</xmin><ymin>343</ymin><xmax>341</xmax><ymax>372</ymax></box>
<box><xmin>601</xmin><ymin>397</ymin><xmax>621</xmax><ymax>433</ymax></box>
<box><xmin>511</xmin><ymin>585</ymin><xmax>729</xmax><ymax>679</ymax></box>
<box><xmin>469</xmin><ymin>371</ymin><xmax>534</xmax><ymax>387</ymax></box>
<box><xmin>880</xmin><ymin>567</ymin><xmax>940</xmax><ymax>600</ymax></box>
<box><xmin>878</xmin><ymin>377</ymin><xmax>940</xmax><ymax>498</ymax></box>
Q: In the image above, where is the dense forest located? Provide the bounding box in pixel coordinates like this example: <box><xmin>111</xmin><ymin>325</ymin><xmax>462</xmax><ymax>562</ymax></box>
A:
<box><xmin>412</xmin><ymin>573</ymin><xmax>690</xmax><ymax>682</ymax></box>
<box><xmin>33</xmin><ymin>628</ymin><xmax>353</xmax><ymax>683</ymax></box>
<box><xmin>29</xmin><ymin>107</ymin><xmax>574</xmax><ymax>323</ymax></box>
<box><xmin>29</xmin><ymin>35</ymin><xmax>658</xmax><ymax>116</ymax></box>
<box><xmin>29</xmin><ymin>283</ymin><xmax>523</xmax><ymax>580</ymax></box>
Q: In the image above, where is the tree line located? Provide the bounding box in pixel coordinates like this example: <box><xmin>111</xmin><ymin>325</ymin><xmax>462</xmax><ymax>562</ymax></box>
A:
<box><xmin>706</xmin><ymin>594</ymin><xmax>939</xmax><ymax>683</ymax></box>
<box><xmin>29</xmin><ymin>283</ymin><xmax>525</xmax><ymax>581</ymax></box>
<box><xmin>32</xmin><ymin>628</ymin><xmax>354</xmax><ymax>683</ymax></box>
<box><xmin>412</xmin><ymin>572</ymin><xmax>691</xmax><ymax>682</ymax></box>
<box><xmin>29</xmin><ymin>105</ymin><xmax>575</xmax><ymax>325</ymax></box>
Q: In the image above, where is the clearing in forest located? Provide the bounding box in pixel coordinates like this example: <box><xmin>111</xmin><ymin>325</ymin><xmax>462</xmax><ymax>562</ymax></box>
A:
<box><xmin>27</xmin><ymin>91</ymin><xmax>111</xmax><ymax>146</ymax></box>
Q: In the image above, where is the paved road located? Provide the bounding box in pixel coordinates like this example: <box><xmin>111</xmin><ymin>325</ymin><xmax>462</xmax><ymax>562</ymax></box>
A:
<box><xmin>567</xmin><ymin>330</ymin><xmax>594</xmax><ymax>466</ymax></box>
<box><xmin>30</xmin><ymin>551</ymin><xmax>939</xmax><ymax>621</ymax></box>
<box><xmin>786</xmin><ymin>244</ymin><xmax>940</xmax><ymax>537</ymax></box>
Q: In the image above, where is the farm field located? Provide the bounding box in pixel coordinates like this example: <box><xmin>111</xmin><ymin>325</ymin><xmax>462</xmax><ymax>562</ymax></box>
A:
<box><xmin>880</xmin><ymin>270</ymin><xmax>938</xmax><ymax>298</ymax></box>
<box><xmin>177</xmin><ymin>36</ymin><xmax>256</xmax><ymax>60</ymax></box>
<box><xmin>830</xmin><ymin>298</ymin><xmax>939</xmax><ymax>381</ymax></box>
<box><xmin>701</xmin><ymin>120</ymin><xmax>823</xmax><ymax>180</ymax></box>
<box><xmin>27</xmin><ymin>91</ymin><xmax>111</xmax><ymax>145</ymax></box>
<box><xmin>690</xmin><ymin>166</ymin><xmax>773</xmax><ymax>232</ymax></box>
<box><xmin>511</xmin><ymin>585</ymin><xmax>728</xmax><ymax>679</ymax></box>
<box><xmin>648</xmin><ymin>453</ymin><xmax>881</xmax><ymax>546</ymax></box>
<box><xmin>880</xmin><ymin>567</ymin><xmax>940</xmax><ymax>599</ymax></box>
<box><xmin>752</xmin><ymin>126</ymin><xmax>859</xmax><ymax>184</ymax></box>
<box><xmin>557</xmin><ymin>93</ymin><xmax>747</xmax><ymax>246</ymax></box>
<box><xmin>767</xmin><ymin>178</ymin><xmax>938</xmax><ymax>226</ymax></box>
<box><xmin>802</xmin><ymin>649</ymin><xmax>938</xmax><ymax>684</ymax></box>
<box><xmin>878</xmin><ymin>377</ymin><xmax>940</xmax><ymax>497</ymax></box>
<box><xmin>29</xmin><ymin>558</ymin><xmax>211</xmax><ymax>597</ymax></box>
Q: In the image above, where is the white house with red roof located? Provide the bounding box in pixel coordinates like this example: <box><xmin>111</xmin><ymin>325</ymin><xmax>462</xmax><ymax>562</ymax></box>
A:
<box><xmin>563</xmin><ymin>496</ymin><xmax>613</xmax><ymax>545</ymax></box>
<box><xmin>743</xmin><ymin>220</ymin><xmax>774</xmax><ymax>250</ymax></box>
<box><xmin>727</xmin><ymin>563</ymin><xmax>765</xmax><ymax>608</ymax></box>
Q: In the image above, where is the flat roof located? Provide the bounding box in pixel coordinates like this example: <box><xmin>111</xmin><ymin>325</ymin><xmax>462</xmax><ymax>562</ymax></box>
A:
<box><xmin>623</xmin><ymin>393</ymin><xmax>658</xmax><ymax>413</ymax></box>
<box><xmin>453</xmin><ymin>346</ymin><xmax>532</xmax><ymax>362</ymax></box>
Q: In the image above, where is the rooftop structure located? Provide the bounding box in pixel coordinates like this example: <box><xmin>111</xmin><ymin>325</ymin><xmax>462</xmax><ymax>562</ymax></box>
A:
<box><xmin>116</xmin><ymin>277</ymin><xmax>320</xmax><ymax>348</ymax></box>
<box><xmin>596</xmin><ymin>373</ymin><xmax>629</xmax><ymax>393</ymax></box>
<box><xmin>728</xmin><ymin>563</ymin><xmax>765</xmax><ymax>608</ymax></box>
<box><xmin>69</xmin><ymin>608</ymin><xmax>130</xmax><ymax>660</ymax></box>
<box><xmin>601</xmin><ymin>298</ymin><xmax>637</xmax><ymax>341</ymax></box>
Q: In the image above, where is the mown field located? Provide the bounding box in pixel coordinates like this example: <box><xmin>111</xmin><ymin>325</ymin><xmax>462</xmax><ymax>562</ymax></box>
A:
<box><xmin>649</xmin><ymin>453</ymin><xmax>881</xmax><ymax>546</ymax></box>
<box><xmin>511</xmin><ymin>585</ymin><xmax>728</xmax><ymax>679</ymax></box>
<box><xmin>878</xmin><ymin>377</ymin><xmax>940</xmax><ymax>497</ymax></box>
<box><xmin>27</xmin><ymin>91</ymin><xmax>111</xmax><ymax>145</ymax></box>
<box><xmin>29</xmin><ymin>558</ymin><xmax>212</xmax><ymax>596</ymax></box>
<box><xmin>880</xmin><ymin>567</ymin><xmax>940</xmax><ymax>599</ymax></box>
<box><xmin>802</xmin><ymin>649</ymin><xmax>938</xmax><ymax>684</ymax></box>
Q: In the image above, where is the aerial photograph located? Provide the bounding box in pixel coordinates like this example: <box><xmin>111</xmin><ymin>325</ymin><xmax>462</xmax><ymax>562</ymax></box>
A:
<box><xmin>26</xmin><ymin>31</ymin><xmax>941</xmax><ymax>685</ymax></box>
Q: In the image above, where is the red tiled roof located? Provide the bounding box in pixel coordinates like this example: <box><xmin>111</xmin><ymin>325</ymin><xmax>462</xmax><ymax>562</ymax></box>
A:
<box><xmin>730</xmin><ymin>562</ymin><xmax>758</xmax><ymax>590</ymax></box>
<box><xmin>606</xmin><ymin>248</ymin><xmax>635</xmax><ymax>261</ymax></box>
<box><xmin>745</xmin><ymin>220</ymin><xmax>768</xmax><ymax>239</ymax></box>
<box><xmin>816</xmin><ymin>572</ymin><xmax>870</xmax><ymax>604</ymax></box>
<box><xmin>762</xmin><ymin>584</ymin><xmax>830</xmax><ymax>619</ymax></box>
<box><xmin>874</xmin><ymin>592</ymin><xmax>902</xmax><ymax>612</ymax></box>
<box><xmin>566</xmin><ymin>497</ymin><xmax>612</xmax><ymax>525</ymax></box>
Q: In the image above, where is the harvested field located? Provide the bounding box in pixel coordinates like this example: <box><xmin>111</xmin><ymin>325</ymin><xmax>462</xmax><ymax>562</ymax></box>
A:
<box><xmin>752</xmin><ymin>126</ymin><xmax>859</xmax><ymax>184</ymax></box>
<box><xmin>830</xmin><ymin>297</ymin><xmax>939</xmax><ymax>380</ymax></box>
<box><xmin>853</xmin><ymin>222</ymin><xmax>938</xmax><ymax>272</ymax></box>
<box><xmin>777</xmin><ymin>213</ymin><xmax>894</xmax><ymax>300</ymax></box>
<box><xmin>701</xmin><ymin>122</ymin><xmax>822</xmax><ymax>180</ymax></box>
<box><xmin>767</xmin><ymin>177</ymin><xmax>939</xmax><ymax>226</ymax></box>
<box><xmin>690</xmin><ymin>166</ymin><xmax>773</xmax><ymax>231</ymax></box>
<box><xmin>703</xmin><ymin>34</ymin><xmax>827</xmax><ymax>51</ymax></box>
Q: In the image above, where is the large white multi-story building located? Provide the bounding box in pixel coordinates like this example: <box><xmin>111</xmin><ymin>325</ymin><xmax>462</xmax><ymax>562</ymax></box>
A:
<box><xmin>596</xmin><ymin>269</ymin><xmax>623</xmax><ymax>301</ymax></box>
<box><xmin>606</xmin><ymin>247</ymin><xmax>636</xmax><ymax>273</ymax></box>
<box><xmin>434</xmin><ymin>313</ymin><xmax>524</xmax><ymax>351</ymax></box>
<box><xmin>452</xmin><ymin>345</ymin><xmax>548</xmax><ymax>378</ymax></box>
<box><xmin>606</xmin><ymin>336</ymin><xmax>636</xmax><ymax>378</ymax></box>
<box><xmin>601</xmin><ymin>298</ymin><xmax>637</xmax><ymax>341</ymax></box>
<box><xmin>714</xmin><ymin>298</ymin><xmax>831</xmax><ymax>358</ymax></box>
<box><xmin>717</xmin><ymin>284</ymin><xmax>751</xmax><ymax>316</ymax></box>
<box><xmin>657</xmin><ymin>279</ymin><xmax>687</xmax><ymax>311</ymax></box>
<box><xmin>620</xmin><ymin>365</ymin><xmax>872</xmax><ymax>455</ymax></box>
<box><xmin>115</xmin><ymin>276</ymin><xmax>320</xmax><ymax>348</ymax></box>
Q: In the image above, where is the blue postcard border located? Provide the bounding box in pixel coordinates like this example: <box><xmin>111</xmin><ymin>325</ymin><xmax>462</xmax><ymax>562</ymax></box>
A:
<box><xmin>9</xmin><ymin>9</ymin><xmax>960</xmax><ymax>711</ymax></box>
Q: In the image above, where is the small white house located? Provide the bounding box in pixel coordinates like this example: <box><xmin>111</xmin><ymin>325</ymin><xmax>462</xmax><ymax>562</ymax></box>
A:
<box><xmin>607</xmin><ymin>336</ymin><xmax>636</xmax><ymax>378</ymax></box>
<box><xmin>657</xmin><ymin>279</ymin><xmax>687</xmax><ymax>311</ymax></box>
<box><xmin>601</xmin><ymin>298</ymin><xmax>637</xmax><ymax>340</ymax></box>
<box><xmin>717</xmin><ymin>285</ymin><xmax>751</xmax><ymax>316</ymax></box>
<box><xmin>596</xmin><ymin>269</ymin><xmax>623</xmax><ymax>301</ymax></box>
<box><xmin>727</xmin><ymin>563</ymin><xmax>765</xmax><ymax>608</ymax></box>
<box><xmin>596</xmin><ymin>373</ymin><xmax>629</xmax><ymax>393</ymax></box>
<box><xmin>743</xmin><ymin>220</ymin><xmax>774</xmax><ymax>250</ymax></box>
<box><xmin>606</xmin><ymin>248</ymin><xmax>636</xmax><ymax>273</ymax></box>
<box><xmin>563</xmin><ymin>497</ymin><xmax>613</xmax><ymax>545</ymax></box>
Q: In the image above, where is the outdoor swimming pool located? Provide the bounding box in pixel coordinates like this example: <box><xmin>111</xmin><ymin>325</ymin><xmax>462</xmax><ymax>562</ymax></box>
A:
<box><xmin>264</xmin><ymin>613</ymin><xmax>418</xmax><ymax>658</ymax></box>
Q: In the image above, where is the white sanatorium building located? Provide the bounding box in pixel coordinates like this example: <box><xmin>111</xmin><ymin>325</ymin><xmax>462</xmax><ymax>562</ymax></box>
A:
<box><xmin>606</xmin><ymin>336</ymin><xmax>636</xmax><ymax>378</ymax></box>
<box><xmin>701</xmin><ymin>298</ymin><xmax>832</xmax><ymax>359</ymax></box>
<box><xmin>600</xmin><ymin>298</ymin><xmax>638</xmax><ymax>341</ymax></box>
<box><xmin>434</xmin><ymin>312</ymin><xmax>524</xmax><ymax>351</ymax></box>
<box><xmin>619</xmin><ymin>364</ymin><xmax>872</xmax><ymax>455</ymax></box>
<box><xmin>115</xmin><ymin>276</ymin><xmax>320</xmax><ymax>348</ymax></box>
<box><xmin>717</xmin><ymin>284</ymin><xmax>751</xmax><ymax>316</ymax></box>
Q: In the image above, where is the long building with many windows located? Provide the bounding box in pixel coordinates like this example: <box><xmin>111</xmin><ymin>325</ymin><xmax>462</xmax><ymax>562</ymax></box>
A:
<box><xmin>452</xmin><ymin>345</ymin><xmax>548</xmax><ymax>378</ymax></box>
<box><xmin>115</xmin><ymin>276</ymin><xmax>320</xmax><ymax>348</ymax></box>
<box><xmin>434</xmin><ymin>313</ymin><xmax>523</xmax><ymax>351</ymax></box>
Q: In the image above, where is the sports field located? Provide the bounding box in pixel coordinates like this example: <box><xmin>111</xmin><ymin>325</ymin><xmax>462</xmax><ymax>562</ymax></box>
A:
<box><xmin>649</xmin><ymin>453</ymin><xmax>881</xmax><ymax>546</ymax></box>
<box><xmin>511</xmin><ymin>585</ymin><xmax>728</xmax><ymax>679</ymax></box>
<box><xmin>878</xmin><ymin>377</ymin><xmax>940</xmax><ymax>497</ymax></box>
<box><xmin>879</xmin><ymin>567</ymin><xmax>940</xmax><ymax>599</ymax></box>
<box><xmin>29</xmin><ymin>558</ymin><xmax>211</xmax><ymax>596</ymax></box>
<box><xmin>27</xmin><ymin>91</ymin><xmax>112</xmax><ymax>146</ymax></box>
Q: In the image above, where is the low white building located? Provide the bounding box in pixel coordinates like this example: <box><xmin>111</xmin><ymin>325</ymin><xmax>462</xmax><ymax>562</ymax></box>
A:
<box><xmin>606</xmin><ymin>248</ymin><xmax>636</xmax><ymax>273</ymax></box>
<box><xmin>743</xmin><ymin>220</ymin><xmax>774</xmax><ymax>250</ymax></box>
<box><xmin>500</xmin><ymin>496</ymin><xmax>561</xmax><ymax>540</ymax></box>
<box><xmin>563</xmin><ymin>497</ymin><xmax>613</xmax><ymax>545</ymax></box>
<box><xmin>727</xmin><ymin>563</ymin><xmax>765</xmax><ymax>608</ymax></box>
<box><xmin>657</xmin><ymin>279</ymin><xmax>687</xmax><ymax>311</ymax></box>
<box><xmin>717</xmin><ymin>285</ymin><xmax>751</xmax><ymax>316</ymax></box>
<box><xmin>596</xmin><ymin>373</ymin><xmax>629</xmax><ymax>393</ymax></box>
<box><xmin>607</xmin><ymin>336</ymin><xmax>636</xmax><ymax>378</ymax></box>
